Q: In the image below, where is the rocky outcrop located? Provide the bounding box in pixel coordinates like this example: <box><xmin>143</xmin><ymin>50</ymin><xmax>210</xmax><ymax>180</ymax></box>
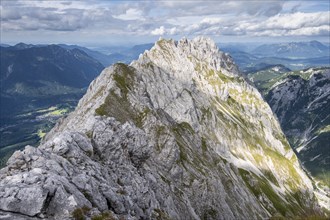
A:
<box><xmin>0</xmin><ymin>37</ymin><xmax>323</xmax><ymax>219</ymax></box>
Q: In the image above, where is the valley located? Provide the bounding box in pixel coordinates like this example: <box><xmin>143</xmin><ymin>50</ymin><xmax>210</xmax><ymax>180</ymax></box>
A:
<box><xmin>0</xmin><ymin>101</ymin><xmax>77</xmax><ymax>168</ymax></box>
<box><xmin>0</xmin><ymin>44</ymin><xmax>104</xmax><ymax>168</ymax></box>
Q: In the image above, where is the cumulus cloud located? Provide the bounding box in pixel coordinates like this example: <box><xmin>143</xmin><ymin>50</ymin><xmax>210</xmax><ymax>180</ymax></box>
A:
<box><xmin>0</xmin><ymin>1</ymin><xmax>129</xmax><ymax>32</ymax></box>
<box><xmin>1</xmin><ymin>2</ymin><xmax>86</xmax><ymax>31</ymax></box>
<box><xmin>151</xmin><ymin>26</ymin><xmax>178</xmax><ymax>36</ymax></box>
<box><xmin>169</xmin><ymin>27</ymin><xmax>178</xmax><ymax>35</ymax></box>
<box><xmin>1</xmin><ymin>7</ymin><xmax>22</xmax><ymax>20</ymax></box>
<box><xmin>113</xmin><ymin>8</ymin><xmax>145</xmax><ymax>21</ymax></box>
<box><xmin>246</xmin><ymin>12</ymin><xmax>329</xmax><ymax>31</ymax></box>
<box><xmin>1</xmin><ymin>0</ymin><xmax>329</xmax><ymax>43</ymax></box>
<box><xmin>159</xmin><ymin>1</ymin><xmax>284</xmax><ymax>17</ymax></box>
<box><xmin>251</xmin><ymin>25</ymin><xmax>330</xmax><ymax>37</ymax></box>
<box><xmin>150</xmin><ymin>2</ymin><xmax>329</xmax><ymax>38</ymax></box>
<box><xmin>174</xmin><ymin>11</ymin><xmax>330</xmax><ymax>37</ymax></box>
<box><xmin>239</xmin><ymin>11</ymin><xmax>330</xmax><ymax>37</ymax></box>
<box><xmin>151</xmin><ymin>26</ymin><xmax>166</xmax><ymax>35</ymax></box>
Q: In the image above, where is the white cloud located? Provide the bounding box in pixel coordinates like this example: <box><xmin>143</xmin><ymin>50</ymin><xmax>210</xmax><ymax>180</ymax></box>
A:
<box><xmin>237</xmin><ymin>12</ymin><xmax>330</xmax><ymax>37</ymax></box>
<box><xmin>178</xmin><ymin>11</ymin><xmax>330</xmax><ymax>37</ymax></box>
<box><xmin>1</xmin><ymin>0</ymin><xmax>329</xmax><ymax>43</ymax></box>
<box><xmin>151</xmin><ymin>26</ymin><xmax>178</xmax><ymax>35</ymax></box>
<box><xmin>113</xmin><ymin>8</ymin><xmax>145</xmax><ymax>21</ymax></box>
<box><xmin>201</xmin><ymin>17</ymin><xmax>224</xmax><ymax>25</ymax></box>
<box><xmin>151</xmin><ymin>26</ymin><xmax>166</xmax><ymax>35</ymax></box>
<box><xmin>169</xmin><ymin>27</ymin><xmax>178</xmax><ymax>35</ymax></box>
<box><xmin>246</xmin><ymin>12</ymin><xmax>329</xmax><ymax>31</ymax></box>
<box><xmin>287</xmin><ymin>25</ymin><xmax>329</xmax><ymax>36</ymax></box>
<box><xmin>0</xmin><ymin>1</ymin><xmax>127</xmax><ymax>32</ymax></box>
<box><xmin>159</xmin><ymin>1</ymin><xmax>284</xmax><ymax>17</ymax></box>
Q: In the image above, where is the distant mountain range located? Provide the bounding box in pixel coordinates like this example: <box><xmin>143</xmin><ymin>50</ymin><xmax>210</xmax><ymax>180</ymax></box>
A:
<box><xmin>3</xmin><ymin>40</ymin><xmax>328</xmax><ymax>73</ymax></box>
<box><xmin>0</xmin><ymin>44</ymin><xmax>104</xmax><ymax>166</ymax></box>
<box><xmin>247</xmin><ymin>64</ymin><xmax>291</xmax><ymax>94</ymax></box>
<box><xmin>1</xmin><ymin>44</ymin><xmax>103</xmax><ymax>90</ymax></box>
<box><xmin>59</xmin><ymin>43</ymin><xmax>153</xmax><ymax>67</ymax></box>
<box><xmin>58</xmin><ymin>44</ymin><xmax>116</xmax><ymax>67</ymax></box>
<box><xmin>252</xmin><ymin>41</ymin><xmax>329</xmax><ymax>58</ymax></box>
<box><xmin>220</xmin><ymin>41</ymin><xmax>330</xmax><ymax>73</ymax></box>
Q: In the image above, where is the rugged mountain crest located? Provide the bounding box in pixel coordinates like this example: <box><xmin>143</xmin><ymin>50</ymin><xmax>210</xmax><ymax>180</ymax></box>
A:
<box><xmin>0</xmin><ymin>37</ymin><xmax>323</xmax><ymax>219</ymax></box>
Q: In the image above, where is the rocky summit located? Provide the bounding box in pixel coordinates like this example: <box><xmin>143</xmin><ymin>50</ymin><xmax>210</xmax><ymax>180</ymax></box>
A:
<box><xmin>0</xmin><ymin>37</ymin><xmax>324</xmax><ymax>219</ymax></box>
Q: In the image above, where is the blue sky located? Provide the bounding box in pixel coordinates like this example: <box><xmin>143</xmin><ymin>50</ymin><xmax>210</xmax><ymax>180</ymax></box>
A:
<box><xmin>1</xmin><ymin>0</ymin><xmax>329</xmax><ymax>46</ymax></box>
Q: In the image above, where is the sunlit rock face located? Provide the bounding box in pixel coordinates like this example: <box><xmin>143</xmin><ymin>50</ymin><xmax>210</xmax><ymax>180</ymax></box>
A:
<box><xmin>0</xmin><ymin>37</ymin><xmax>323</xmax><ymax>220</ymax></box>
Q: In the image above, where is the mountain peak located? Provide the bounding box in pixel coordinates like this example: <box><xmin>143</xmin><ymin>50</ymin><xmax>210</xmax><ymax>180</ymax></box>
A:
<box><xmin>133</xmin><ymin>36</ymin><xmax>239</xmax><ymax>79</ymax></box>
<box><xmin>13</xmin><ymin>42</ymin><xmax>35</xmax><ymax>50</ymax></box>
<box><xmin>0</xmin><ymin>37</ymin><xmax>324</xmax><ymax>219</ymax></box>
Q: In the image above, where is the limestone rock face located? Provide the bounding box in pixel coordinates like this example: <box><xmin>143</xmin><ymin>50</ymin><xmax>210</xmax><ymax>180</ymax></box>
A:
<box><xmin>0</xmin><ymin>37</ymin><xmax>323</xmax><ymax>219</ymax></box>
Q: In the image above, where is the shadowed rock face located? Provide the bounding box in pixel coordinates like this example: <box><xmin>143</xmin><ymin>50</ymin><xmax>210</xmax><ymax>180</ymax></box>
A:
<box><xmin>0</xmin><ymin>37</ymin><xmax>323</xmax><ymax>219</ymax></box>
<box><xmin>266</xmin><ymin>67</ymin><xmax>330</xmax><ymax>189</ymax></box>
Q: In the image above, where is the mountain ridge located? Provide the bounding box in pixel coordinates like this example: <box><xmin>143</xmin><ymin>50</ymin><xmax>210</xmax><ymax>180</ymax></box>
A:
<box><xmin>252</xmin><ymin>41</ymin><xmax>329</xmax><ymax>58</ymax></box>
<box><xmin>0</xmin><ymin>37</ymin><xmax>324</xmax><ymax>219</ymax></box>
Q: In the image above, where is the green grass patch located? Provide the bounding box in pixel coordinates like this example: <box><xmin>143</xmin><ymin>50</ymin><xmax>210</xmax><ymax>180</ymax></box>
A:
<box><xmin>95</xmin><ymin>63</ymin><xmax>150</xmax><ymax>128</ymax></box>
<box><xmin>152</xmin><ymin>208</ymin><xmax>171</xmax><ymax>220</ymax></box>
<box><xmin>37</xmin><ymin>129</ymin><xmax>46</xmax><ymax>139</ymax></box>
<box><xmin>95</xmin><ymin>91</ymin><xmax>135</xmax><ymax>124</ymax></box>
<box><xmin>91</xmin><ymin>212</ymin><xmax>114</xmax><ymax>220</ymax></box>
<box><xmin>318</xmin><ymin>125</ymin><xmax>330</xmax><ymax>134</ymax></box>
<box><xmin>72</xmin><ymin>206</ymin><xmax>90</xmax><ymax>220</ymax></box>
<box><xmin>263</xmin><ymin>170</ymin><xmax>280</xmax><ymax>187</ymax></box>
<box><xmin>112</xmin><ymin>63</ymin><xmax>136</xmax><ymax>97</ymax></box>
<box><xmin>239</xmin><ymin>168</ymin><xmax>291</xmax><ymax>217</ymax></box>
<box><xmin>178</xmin><ymin>122</ymin><xmax>195</xmax><ymax>134</ymax></box>
<box><xmin>201</xmin><ymin>137</ymin><xmax>207</xmax><ymax>153</ymax></box>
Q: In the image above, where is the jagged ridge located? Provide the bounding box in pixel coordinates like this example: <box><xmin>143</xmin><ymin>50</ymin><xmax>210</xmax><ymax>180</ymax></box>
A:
<box><xmin>0</xmin><ymin>37</ymin><xmax>323</xmax><ymax>219</ymax></box>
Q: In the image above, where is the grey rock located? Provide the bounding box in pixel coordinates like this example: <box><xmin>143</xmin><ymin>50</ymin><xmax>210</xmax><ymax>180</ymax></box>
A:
<box><xmin>0</xmin><ymin>37</ymin><xmax>324</xmax><ymax>220</ymax></box>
